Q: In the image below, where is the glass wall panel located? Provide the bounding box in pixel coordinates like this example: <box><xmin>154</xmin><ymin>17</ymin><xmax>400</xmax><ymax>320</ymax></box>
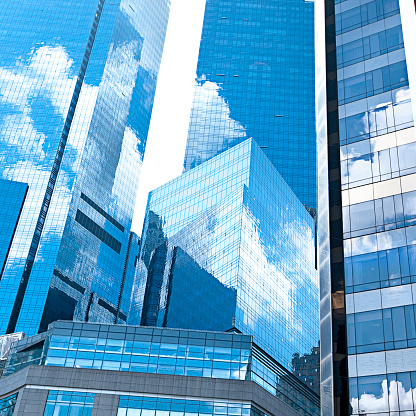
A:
<box><xmin>341</xmin><ymin>141</ymin><xmax>416</xmax><ymax>190</ymax></box>
<box><xmin>336</xmin><ymin>26</ymin><xmax>405</xmax><ymax>69</ymax></box>
<box><xmin>0</xmin><ymin>393</ymin><xmax>17</xmax><ymax>416</ymax></box>
<box><xmin>347</xmin><ymin>303</ymin><xmax>416</xmax><ymax>353</ymax></box>
<box><xmin>357</xmin><ymin>375</ymin><xmax>389</xmax><ymax>413</ymax></box>
<box><xmin>117</xmin><ymin>396</ymin><xmax>262</xmax><ymax>416</ymax></box>
<box><xmin>336</xmin><ymin>0</ymin><xmax>400</xmax><ymax>34</ymax></box>
<box><xmin>43</xmin><ymin>391</ymin><xmax>94</xmax><ymax>416</ymax></box>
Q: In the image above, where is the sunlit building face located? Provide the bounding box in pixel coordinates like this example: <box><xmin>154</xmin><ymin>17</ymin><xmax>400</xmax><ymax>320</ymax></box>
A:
<box><xmin>184</xmin><ymin>0</ymin><xmax>317</xmax><ymax>211</ymax></box>
<box><xmin>133</xmin><ymin>139</ymin><xmax>319</xmax><ymax>379</ymax></box>
<box><xmin>0</xmin><ymin>0</ymin><xmax>169</xmax><ymax>335</ymax></box>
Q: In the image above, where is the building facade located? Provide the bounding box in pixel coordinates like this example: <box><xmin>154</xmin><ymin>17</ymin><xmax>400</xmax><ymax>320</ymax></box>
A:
<box><xmin>0</xmin><ymin>0</ymin><xmax>169</xmax><ymax>335</ymax></box>
<box><xmin>0</xmin><ymin>333</ymin><xmax>25</xmax><ymax>378</ymax></box>
<box><xmin>292</xmin><ymin>346</ymin><xmax>320</xmax><ymax>396</ymax></box>
<box><xmin>0</xmin><ymin>321</ymin><xmax>320</xmax><ymax>416</ymax></box>
<box><xmin>184</xmin><ymin>0</ymin><xmax>316</xmax><ymax>210</ymax></box>
<box><xmin>317</xmin><ymin>0</ymin><xmax>416</xmax><ymax>413</ymax></box>
<box><xmin>131</xmin><ymin>139</ymin><xmax>319</xmax><ymax>378</ymax></box>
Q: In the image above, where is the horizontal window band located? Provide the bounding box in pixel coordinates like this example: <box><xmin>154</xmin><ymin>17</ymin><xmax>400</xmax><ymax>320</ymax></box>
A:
<box><xmin>342</xmin><ymin>171</ymin><xmax>416</xmax><ymax>207</ymax></box>
<box><xmin>75</xmin><ymin>210</ymin><xmax>121</xmax><ymax>254</ymax></box>
<box><xmin>81</xmin><ymin>193</ymin><xmax>124</xmax><ymax>233</ymax></box>
<box><xmin>53</xmin><ymin>269</ymin><xmax>85</xmax><ymax>294</ymax></box>
<box><xmin>98</xmin><ymin>298</ymin><xmax>117</xmax><ymax>316</ymax></box>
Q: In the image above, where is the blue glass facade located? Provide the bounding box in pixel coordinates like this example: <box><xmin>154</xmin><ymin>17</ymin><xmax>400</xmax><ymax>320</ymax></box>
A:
<box><xmin>3</xmin><ymin>321</ymin><xmax>320</xmax><ymax>416</ymax></box>
<box><xmin>44</xmin><ymin>391</ymin><xmax>94</xmax><ymax>416</ymax></box>
<box><xmin>0</xmin><ymin>0</ymin><xmax>169</xmax><ymax>335</ymax></box>
<box><xmin>133</xmin><ymin>139</ymin><xmax>319</xmax><ymax>373</ymax></box>
<box><xmin>184</xmin><ymin>0</ymin><xmax>316</xmax><ymax>210</ymax></box>
<box><xmin>0</xmin><ymin>393</ymin><xmax>17</xmax><ymax>416</ymax></box>
<box><xmin>317</xmin><ymin>0</ymin><xmax>416</xmax><ymax>412</ymax></box>
<box><xmin>0</xmin><ymin>180</ymin><xmax>28</xmax><ymax>277</ymax></box>
<box><xmin>117</xmin><ymin>396</ymin><xmax>265</xmax><ymax>416</ymax></box>
<box><xmin>41</xmin><ymin>394</ymin><xmax>266</xmax><ymax>416</ymax></box>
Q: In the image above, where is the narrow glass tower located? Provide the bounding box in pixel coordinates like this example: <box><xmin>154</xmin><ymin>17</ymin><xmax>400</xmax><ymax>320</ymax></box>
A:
<box><xmin>0</xmin><ymin>0</ymin><xmax>169</xmax><ymax>335</ymax></box>
<box><xmin>317</xmin><ymin>0</ymin><xmax>416</xmax><ymax>412</ymax></box>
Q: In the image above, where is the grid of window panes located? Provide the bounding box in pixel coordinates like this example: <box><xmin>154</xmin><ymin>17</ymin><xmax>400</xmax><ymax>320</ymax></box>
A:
<box><xmin>43</xmin><ymin>391</ymin><xmax>94</xmax><ymax>416</ymax></box>
<box><xmin>237</xmin><ymin>145</ymin><xmax>319</xmax><ymax>368</ymax></box>
<box><xmin>44</xmin><ymin>323</ymin><xmax>250</xmax><ymax>380</ymax></box>
<box><xmin>349</xmin><ymin>372</ymin><xmax>416</xmax><ymax>415</ymax></box>
<box><xmin>3</xmin><ymin>321</ymin><xmax>320</xmax><ymax>416</ymax></box>
<box><xmin>0</xmin><ymin>0</ymin><xmax>169</xmax><ymax>335</ymax></box>
<box><xmin>184</xmin><ymin>0</ymin><xmax>316</xmax><ymax>210</ymax></box>
<box><xmin>130</xmin><ymin>141</ymin><xmax>253</xmax><ymax>325</ymax></box>
<box><xmin>2</xmin><ymin>331</ymin><xmax>47</xmax><ymax>377</ymax></box>
<box><xmin>0</xmin><ymin>393</ymin><xmax>17</xmax><ymax>416</ymax></box>
<box><xmin>336</xmin><ymin>0</ymin><xmax>413</xmax><ymax>147</ymax></box>
<box><xmin>250</xmin><ymin>353</ymin><xmax>320</xmax><ymax>416</ymax></box>
<box><xmin>136</xmin><ymin>139</ymin><xmax>319</xmax><ymax>372</ymax></box>
<box><xmin>334</xmin><ymin>0</ymin><xmax>416</xmax><ymax>412</ymax></box>
<box><xmin>117</xmin><ymin>396</ymin><xmax>265</xmax><ymax>416</ymax></box>
<box><xmin>347</xmin><ymin>302</ymin><xmax>416</xmax><ymax>354</ymax></box>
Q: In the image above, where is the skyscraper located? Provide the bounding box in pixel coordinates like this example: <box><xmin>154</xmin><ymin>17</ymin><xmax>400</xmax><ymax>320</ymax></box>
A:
<box><xmin>317</xmin><ymin>0</ymin><xmax>416</xmax><ymax>413</ymax></box>
<box><xmin>0</xmin><ymin>0</ymin><xmax>169</xmax><ymax>335</ymax></box>
<box><xmin>130</xmin><ymin>0</ymin><xmax>320</xmax><ymax>404</ymax></box>
<box><xmin>133</xmin><ymin>139</ymin><xmax>319</xmax><ymax>380</ymax></box>
<box><xmin>184</xmin><ymin>0</ymin><xmax>316</xmax><ymax>210</ymax></box>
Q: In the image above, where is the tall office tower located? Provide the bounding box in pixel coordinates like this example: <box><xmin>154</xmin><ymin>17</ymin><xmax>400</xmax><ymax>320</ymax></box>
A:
<box><xmin>184</xmin><ymin>0</ymin><xmax>317</xmax><ymax>210</ymax></box>
<box><xmin>0</xmin><ymin>0</ymin><xmax>169</xmax><ymax>336</ymax></box>
<box><xmin>317</xmin><ymin>0</ymin><xmax>416</xmax><ymax>412</ymax></box>
<box><xmin>132</xmin><ymin>140</ymin><xmax>319</xmax><ymax>383</ymax></box>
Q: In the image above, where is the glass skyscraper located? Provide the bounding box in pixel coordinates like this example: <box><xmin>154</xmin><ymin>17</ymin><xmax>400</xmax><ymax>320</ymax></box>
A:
<box><xmin>184</xmin><ymin>0</ymin><xmax>316</xmax><ymax>210</ymax></box>
<box><xmin>317</xmin><ymin>0</ymin><xmax>416</xmax><ymax>413</ymax></box>
<box><xmin>0</xmin><ymin>0</ymin><xmax>169</xmax><ymax>335</ymax></box>
<box><xmin>132</xmin><ymin>139</ymin><xmax>319</xmax><ymax>376</ymax></box>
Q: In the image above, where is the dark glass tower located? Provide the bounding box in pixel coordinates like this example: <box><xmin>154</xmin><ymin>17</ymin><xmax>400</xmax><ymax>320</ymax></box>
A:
<box><xmin>317</xmin><ymin>0</ymin><xmax>416</xmax><ymax>413</ymax></box>
<box><xmin>184</xmin><ymin>0</ymin><xmax>316</xmax><ymax>210</ymax></box>
<box><xmin>0</xmin><ymin>0</ymin><xmax>169</xmax><ymax>335</ymax></box>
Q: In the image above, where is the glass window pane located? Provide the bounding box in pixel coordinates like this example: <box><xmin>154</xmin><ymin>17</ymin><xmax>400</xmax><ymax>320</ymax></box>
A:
<box><xmin>358</xmin><ymin>375</ymin><xmax>389</xmax><ymax>413</ymax></box>
<box><xmin>355</xmin><ymin>310</ymin><xmax>384</xmax><ymax>346</ymax></box>
<box><xmin>399</xmin><ymin>142</ymin><xmax>416</xmax><ymax>172</ymax></box>
<box><xmin>382</xmin><ymin>197</ymin><xmax>395</xmax><ymax>224</ymax></box>
<box><xmin>403</xmin><ymin>191</ymin><xmax>416</xmax><ymax>221</ymax></box>
<box><xmin>383</xmin><ymin>309</ymin><xmax>393</xmax><ymax>342</ymax></box>
<box><xmin>387</xmin><ymin>249</ymin><xmax>401</xmax><ymax>279</ymax></box>
<box><xmin>405</xmin><ymin>305</ymin><xmax>416</xmax><ymax>340</ymax></box>
<box><xmin>392</xmin><ymin>307</ymin><xmax>406</xmax><ymax>341</ymax></box>
<box><xmin>350</xmin><ymin>201</ymin><xmax>375</xmax><ymax>231</ymax></box>
<box><xmin>352</xmin><ymin>252</ymin><xmax>380</xmax><ymax>285</ymax></box>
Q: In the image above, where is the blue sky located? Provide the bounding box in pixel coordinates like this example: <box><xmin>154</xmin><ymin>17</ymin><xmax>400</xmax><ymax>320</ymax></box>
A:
<box><xmin>132</xmin><ymin>0</ymin><xmax>206</xmax><ymax>233</ymax></box>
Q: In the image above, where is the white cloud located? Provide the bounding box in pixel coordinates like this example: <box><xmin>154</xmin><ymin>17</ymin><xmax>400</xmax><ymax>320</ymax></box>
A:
<box><xmin>352</xmin><ymin>379</ymin><xmax>414</xmax><ymax>414</ymax></box>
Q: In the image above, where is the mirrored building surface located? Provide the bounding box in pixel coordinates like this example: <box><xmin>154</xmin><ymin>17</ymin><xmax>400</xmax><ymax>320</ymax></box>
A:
<box><xmin>317</xmin><ymin>0</ymin><xmax>416</xmax><ymax>413</ymax></box>
<box><xmin>184</xmin><ymin>0</ymin><xmax>316</xmax><ymax>210</ymax></box>
<box><xmin>0</xmin><ymin>0</ymin><xmax>169</xmax><ymax>335</ymax></box>
<box><xmin>132</xmin><ymin>139</ymin><xmax>319</xmax><ymax>376</ymax></box>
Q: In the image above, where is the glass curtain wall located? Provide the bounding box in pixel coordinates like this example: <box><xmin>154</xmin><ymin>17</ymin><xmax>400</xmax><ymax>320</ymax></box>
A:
<box><xmin>319</xmin><ymin>0</ymin><xmax>416</xmax><ymax>412</ymax></box>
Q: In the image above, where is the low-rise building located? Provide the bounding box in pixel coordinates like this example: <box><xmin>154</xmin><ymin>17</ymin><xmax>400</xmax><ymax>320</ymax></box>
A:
<box><xmin>0</xmin><ymin>321</ymin><xmax>320</xmax><ymax>416</ymax></box>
